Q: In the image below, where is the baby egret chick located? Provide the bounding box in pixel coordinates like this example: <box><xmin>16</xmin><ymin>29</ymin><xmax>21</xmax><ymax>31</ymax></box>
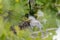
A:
<box><xmin>29</xmin><ymin>16</ymin><xmax>43</xmax><ymax>30</ymax></box>
<box><xmin>29</xmin><ymin>15</ymin><xmax>44</xmax><ymax>38</ymax></box>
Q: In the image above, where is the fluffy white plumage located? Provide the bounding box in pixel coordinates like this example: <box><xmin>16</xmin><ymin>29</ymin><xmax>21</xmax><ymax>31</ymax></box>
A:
<box><xmin>53</xmin><ymin>27</ymin><xmax>60</xmax><ymax>40</ymax></box>
<box><xmin>29</xmin><ymin>16</ymin><xmax>43</xmax><ymax>31</ymax></box>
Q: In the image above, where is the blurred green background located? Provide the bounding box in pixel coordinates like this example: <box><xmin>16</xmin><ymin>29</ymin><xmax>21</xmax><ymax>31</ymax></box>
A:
<box><xmin>0</xmin><ymin>0</ymin><xmax>60</xmax><ymax>40</ymax></box>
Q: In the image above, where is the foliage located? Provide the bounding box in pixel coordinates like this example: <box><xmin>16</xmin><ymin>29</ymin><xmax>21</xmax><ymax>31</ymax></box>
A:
<box><xmin>0</xmin><ymin>0</ymin><xmax>60</xmax><ymax>40</ymax></box>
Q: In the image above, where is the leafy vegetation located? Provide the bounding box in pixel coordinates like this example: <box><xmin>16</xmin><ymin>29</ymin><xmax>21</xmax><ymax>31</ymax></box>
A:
<box><xmin>0</xmin><ymin>0</ymin><xmax>60</xmax><ymax>40</ymax></box>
